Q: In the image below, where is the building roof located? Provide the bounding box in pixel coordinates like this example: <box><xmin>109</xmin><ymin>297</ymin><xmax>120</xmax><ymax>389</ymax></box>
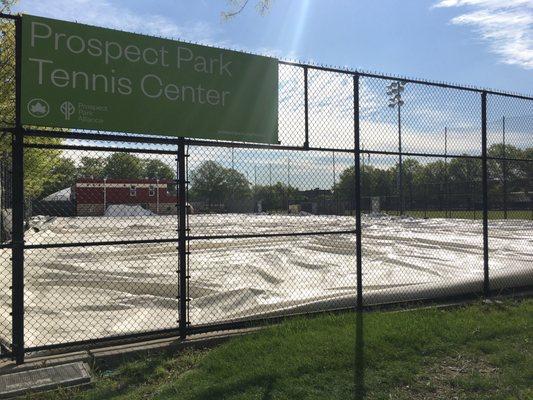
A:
<box><xmin>42</xmin><ymin>187</ymin><xmax>71</xmax><ymax>202</ymax></box>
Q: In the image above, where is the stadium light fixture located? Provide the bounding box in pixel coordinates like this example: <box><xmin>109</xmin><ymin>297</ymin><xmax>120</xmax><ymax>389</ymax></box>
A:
<box><xmin>386</xmin><ymin>80</ymin><xmax>407</xmax><ymax>216</ymax></box>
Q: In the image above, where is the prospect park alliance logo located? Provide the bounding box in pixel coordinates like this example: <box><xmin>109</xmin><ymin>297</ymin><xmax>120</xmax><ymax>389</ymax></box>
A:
<box><xmin>27</xmin><ymin>98</ymin><xmax>75</xmax><ymax>120</ymax></box>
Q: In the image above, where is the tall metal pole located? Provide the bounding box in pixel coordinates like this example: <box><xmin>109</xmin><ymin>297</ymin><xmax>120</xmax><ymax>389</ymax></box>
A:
<box><xmin>156</xmin><ymin>178</ymin><xmax>159</xmax><ymax>214</ymax></box>
<box><xmin>444</xmin><ymin>126</ymin><xmax>449</xmax><ymax>218</ymax></box>
<box><xmin>304</xmin><ymin>66</ymin><xmax>309</xmax><ymax>149</ymax></box>
<box><xmin>354</xmin><ymin>74</ymin><xmax>363</xmax><ymax>311</ymax></box>
<box><xmin>424</xmin><ymin>182</ymin><xmax>428</xmax><ymax>219</ymax></box>
<box><xmin>12</xmin><ymin>15</ymin><xmax>25</xmax><ymax>364</ymax></box>
<box><xmin>481</xmin><ymin>92</ymin><xmax>490</xmax><ymax>297</ymax></box>
<box><xmin>287</xmin><ymin>157</ymin><xmax>290</xmax><ymax>188</ymax></box>
<box><xmin>287</xmin><ymin>157</ymin><xmax>290</xmax><ymax>211</ymax></box>
<box><xmin>333</xmin><ymin>151</ymin><xmax>338</xmax><ymax>215</ymax></box>
<box><xmin>230</xmin><ymin>147</ymin><xmax>235</xmax><ymax>211</ymax></box>
<box><xmin>398</xmin><ymin>101</ymin><xmax>403</xmax><ymax>216</ymax></box>
<box><xmin>332</xmin><ymin>151</ymin><xmax>336</xmax><ymax>189</ymax></box>
<box><xmin>502</xmin><ymin>116</ymin><xmax>508</xmax><ymax>220</ymax></box>
<box><xmin>177</xmin><ymin>138</ymin><xmax>188</xmax><ymax>339</ymax></box>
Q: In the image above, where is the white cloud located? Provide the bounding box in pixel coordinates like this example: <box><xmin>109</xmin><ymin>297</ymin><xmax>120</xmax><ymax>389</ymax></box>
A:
<box><xmin>434</xmin><ymin>0</ymin><xmax>533</xmax><ymax>69</ymax></box>
<box><xmin>14</xmin><ymin>0</ymin><xmax>215</xmax><ymax>42</ymax></box>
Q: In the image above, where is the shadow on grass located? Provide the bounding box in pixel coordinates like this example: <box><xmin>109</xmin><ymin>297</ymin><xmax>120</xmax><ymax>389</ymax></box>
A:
<box><xmin>354</xmin><ymin>309</ymin><xmax>365</xmax><ymax>400</ymax></box>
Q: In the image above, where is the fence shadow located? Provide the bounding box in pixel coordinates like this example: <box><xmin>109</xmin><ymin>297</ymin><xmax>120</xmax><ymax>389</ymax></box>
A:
<box><xmin>354</xmin><ymin>310</ymin><xmax>365</xmax><ymax>400</ymax></box>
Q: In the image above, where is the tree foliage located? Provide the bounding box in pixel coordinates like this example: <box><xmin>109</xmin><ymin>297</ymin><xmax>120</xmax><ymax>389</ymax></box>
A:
<box><xmin>144</xmin><ymin>159</ymin><xmax>175</xmax><ymax>180</ymax></box>
<box><xmin>102</xmin><ymin>153</ymin><xmax>144</xmax><ymax>179</ymax></box>
<box><xmin>252</xmin><ymin>182</ymin><xmax>301</xmax><ymax>210</ymax></box>
<box><xmin>100</xmin><ymin>153</ymin><xmax>176</xmax><ymax>180</ymax></box>
<box><xmin>78</xmin><ymin>156</ymin><xmax>105</xmax><ymax>179</ymax></box>
<box><xmin>40</xmin><ymin>157</ymin><xmax>77</xmax><ymax>198</ymax></box>
<box><xmin>335</xmin><ymin>144</ymin><xmax>531</xmax><ymax>210</ymax></box>
<box><xmin>1</xmin><ymin>3</ymin><xmax>65</xmax><ymax>199</ymax></box>
<box><xmin>189</xmin><ymin>160</ymin><xmax>251</xmax><ymax>206</ymax></box>
<box><xmin>37</xmin><ymin>153</ymin><xmax>176</xmax><ymax>199</ymax></box>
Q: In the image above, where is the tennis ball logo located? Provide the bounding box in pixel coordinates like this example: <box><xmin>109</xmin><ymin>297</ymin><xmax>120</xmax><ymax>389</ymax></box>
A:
<box><xmin>60</xmin><ymin>101</ymin><xmax>75</xmax><ymax>120</ymax></box>
<box><xmin>27</xmin><ymin>98</ymin><xmax>49</xmax><ymax>118</ymax></box>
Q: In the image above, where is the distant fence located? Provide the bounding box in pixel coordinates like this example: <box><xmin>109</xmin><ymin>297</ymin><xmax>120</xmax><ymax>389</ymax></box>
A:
<box><xmin>0</xmin><ymin>13</ymin><xmax>532</xmax><ymax>364</ymax></box>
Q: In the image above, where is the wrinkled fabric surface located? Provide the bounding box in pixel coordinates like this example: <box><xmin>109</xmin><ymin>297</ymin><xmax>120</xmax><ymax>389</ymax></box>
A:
<box><xmin>1</xmin><ymin>214</ymin><xmax>531</xmax><ymax>347</ymax></box>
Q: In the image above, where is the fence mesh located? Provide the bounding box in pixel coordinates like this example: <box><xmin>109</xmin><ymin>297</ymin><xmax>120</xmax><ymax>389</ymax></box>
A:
<box><xmin>0</xmin><ymin>14</ymin><xmax>531</xmax><ymax>359</ymax></box>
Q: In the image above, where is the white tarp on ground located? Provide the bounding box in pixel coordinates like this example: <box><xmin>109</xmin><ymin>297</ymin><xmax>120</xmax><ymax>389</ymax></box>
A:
<box><xmin>104</xmin><ymin>204</ymin><xmax>155</xmax><ymax>217</ymax></box>
<box><xmin>0</xmin><ymin>214</ymin><xmax>531</xmax><ymax>347</ymax></box>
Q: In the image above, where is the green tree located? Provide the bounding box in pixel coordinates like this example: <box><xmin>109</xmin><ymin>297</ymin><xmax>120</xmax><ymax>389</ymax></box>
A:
<box><xmin>102</xmin><ymin>153</ymin><xmax>144</xmax><ymax>179</ymax></box>
<box><xmin>144</xmin><ymin>159</ymin><xmax>175</xmax><ymax>180</ymax></box>
<box><xmin>521</xmin><ymin>147</ymin><xmax>533</xmax><ymax>195</ymax></box>
<box><xmin>40</xmin><ymin>157</ymin><xmax>77</xmax><ymax>198</ymax></box>
<box><xmin>335</xmin><ymin>164</ymin><xmax>396</xmax><ymax>209</ymax></box>
<box><xmin>334</xmin><ymin>166</ymin><xmax>355</xmax><ymax>202</ymax></box>
<box><xmin>77</xmin><ymin>156</ymin><xmax>105</xmax><ymax>178</ymax></box>
<box><xmin>488</xmin><ymin>144</ymin><xmax>526</xmax><ymax>187</ymax></box>
<box><xmin>1</xmin><ymin>4</ymin><xmax>64</xmax><ymax>199</ymax></box>
<box><xmin>391</xmin><ymin>159</ymin><xmax>423</xmax><ymax>209</ymax></box>
<box><xmin>226</xmin><ymin>168</ymin><xmax>252</xmax><ymax>199</ymax></box>
<box><xmin>252</xmin><ymin>182</ymin><xmax>299</xmax><ymax>211</ymax></box>
<box><xmin>189</xmin><ymin>161</ymin><xmax>250</xmax><ymax>207</ymax></box>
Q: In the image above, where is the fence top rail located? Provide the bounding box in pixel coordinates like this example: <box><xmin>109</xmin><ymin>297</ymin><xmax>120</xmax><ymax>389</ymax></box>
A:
<box><xmin>1</xmin><ymin>12</ymin><xmax>532</xmax><ymax>101</ymax></box>
<box><xmin>279</xmin><ymin>61</ymin><xmax>533</xmax><ymax>101</ymax></box>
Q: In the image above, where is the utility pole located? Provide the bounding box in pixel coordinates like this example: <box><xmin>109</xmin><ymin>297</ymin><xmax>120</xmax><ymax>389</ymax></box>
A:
<box><xmin>445</xmin><ymin>126</ymin><xmax>449</xmax><ymax>218</ymax></box>
<box><xmin>230</xmin><ymin>147</ymin><xmax>235</xmax><ymax>212</ymax></box>
<box><xmin>287</xmin><ymin>157</ymin><xmax>290</xmax><ymax>211</ymax></box>
<box><xmin>387</xmin><ymin>81</ymin><xmax>406</xmax><ymax>216</ymax></box>
<box><xmin>287</xmin><ymin>157</ymin><xmax>290</xmax><ymax>188</ymax></box>
<box><xmin>333</xmin><ymin>151</ymin><xmax>337</xmax><ymax>215</ymax></box>
<box><xmin>156</xmin><ymin>178</ymin><xmax>159</xmax><ymax>214</ymax></box>
<box><xmin>103</xmin><ymin>177</ymin><xmax>107</xmax><ymax>215</ymax></box>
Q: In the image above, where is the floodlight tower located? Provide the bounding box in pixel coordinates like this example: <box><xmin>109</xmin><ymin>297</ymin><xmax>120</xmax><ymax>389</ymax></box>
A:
<box><xmin>387</xmin><ymin>81</ymin><xmax>406</xmax><ymax>215</ymax></box>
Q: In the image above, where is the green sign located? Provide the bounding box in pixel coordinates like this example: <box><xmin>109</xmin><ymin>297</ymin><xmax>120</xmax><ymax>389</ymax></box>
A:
<box><xmin>21</xmin><ymin>14</ymin><xmax>279</xmax><ymax>144</ymax></box>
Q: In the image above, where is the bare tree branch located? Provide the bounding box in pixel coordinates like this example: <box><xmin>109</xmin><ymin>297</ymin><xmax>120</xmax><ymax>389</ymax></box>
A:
<box><xmin>222</xmin><ymin>0</ymin><xmax>272</xmax><ymax>19</ymax></box>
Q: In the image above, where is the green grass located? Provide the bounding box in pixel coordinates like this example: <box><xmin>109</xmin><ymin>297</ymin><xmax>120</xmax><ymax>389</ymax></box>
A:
<box><xmin>28</xmin><ymin>299</ymin><xmax>532</xmax><ymax>400</ymax></box>
<box><xmin>383</xmin><ymin>209</ymin><xmax>532</xmax><ymax>220</ymax></box>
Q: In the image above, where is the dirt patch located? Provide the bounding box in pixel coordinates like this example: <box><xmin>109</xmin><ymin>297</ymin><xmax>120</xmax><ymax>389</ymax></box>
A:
<box><xmin>390</xmin><ymin>354</ymin><xmax>500</xmax><ymax>400</ymax></box>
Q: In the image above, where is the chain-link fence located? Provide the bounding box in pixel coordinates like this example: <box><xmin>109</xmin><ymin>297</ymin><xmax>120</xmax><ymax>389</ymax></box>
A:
<box><xmin>0</xmin><ymin>13</ymin><xmax>532</xmax><ymax>363</ymax></box>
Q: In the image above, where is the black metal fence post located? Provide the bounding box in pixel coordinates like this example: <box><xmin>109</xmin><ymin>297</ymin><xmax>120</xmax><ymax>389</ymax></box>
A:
<box><xmin>354</xmin><ymin>74</ymin><xmax>363</xmax><ymax>311</ymax></box>
<box><xmin>11</xmin><ymin>130</ymin><xmax>24</xmax><ymax>365</ymax></box>
<box><xmin>177</xmin><ymin>137</ymin><xmax>188</xmax><ymax>339</ymax></box>
<box><xmin>481</xmin><ymin>92</ymin><xmax>490</xmax><ymax>297</ymax></box>
<box><xmin>12</xmin><ymin>15</ymin><xmax>25</xmax><ymax>365</ymax></box>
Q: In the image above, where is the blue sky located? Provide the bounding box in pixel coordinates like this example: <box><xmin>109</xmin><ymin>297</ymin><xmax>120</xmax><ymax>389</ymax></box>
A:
<box><xmin>12</xmin><ymin>0</ymin><xmax>533</xmax><ymax>95</ymax></box>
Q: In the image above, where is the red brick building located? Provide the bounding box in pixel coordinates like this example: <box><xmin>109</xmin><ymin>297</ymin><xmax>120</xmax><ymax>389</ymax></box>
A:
<box><xmin>74</xmin><ymin>178</ymin><xmax>178</xmax><ymax>216</ymax></box>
